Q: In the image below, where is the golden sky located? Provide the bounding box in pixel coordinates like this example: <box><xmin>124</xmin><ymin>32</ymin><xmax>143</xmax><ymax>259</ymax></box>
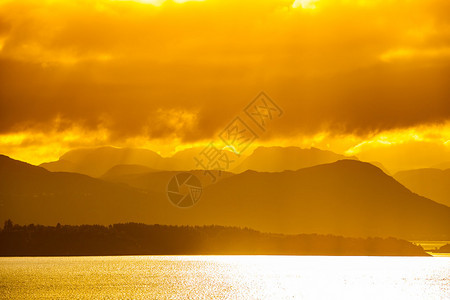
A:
<box><xmin>0</xmin><ymin>0</ymin><xmax>449</xmax><ymax>171</ymax></box>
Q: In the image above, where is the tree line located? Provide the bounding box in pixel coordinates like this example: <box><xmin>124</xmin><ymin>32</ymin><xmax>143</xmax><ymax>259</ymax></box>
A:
<box><xmin>0</xmin><ymin>220</ymin><xmax>428</xmax><ymax>256</ymax></box>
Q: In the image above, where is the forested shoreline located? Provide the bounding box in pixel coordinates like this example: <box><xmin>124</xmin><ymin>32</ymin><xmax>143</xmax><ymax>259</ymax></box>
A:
<box><xmin>0</xmin><ymin>220</ymin><xmax>429</xmax><ymax>256</ymax></box>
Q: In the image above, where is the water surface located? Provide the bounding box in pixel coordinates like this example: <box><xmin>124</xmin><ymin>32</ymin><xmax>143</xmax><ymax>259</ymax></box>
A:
<box><xmin>0</xmin><ymin>256</ymin><xmax>449</xmax><ymax>299</ymax></box>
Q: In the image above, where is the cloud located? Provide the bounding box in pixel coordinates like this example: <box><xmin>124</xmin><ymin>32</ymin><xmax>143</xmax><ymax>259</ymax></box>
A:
<box><xmin>0</xmin><ymin>0</ymin><xmax>449</xmax><ymax>161</ymax></box>
<box><xmin>351</xmin><ymin>140</ymin><xmax>450</xmax><ymax>172</ymax></box>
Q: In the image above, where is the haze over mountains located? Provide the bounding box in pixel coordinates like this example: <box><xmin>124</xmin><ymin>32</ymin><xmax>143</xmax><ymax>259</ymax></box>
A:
<box><xmin>2</xmin><ymin>154</ymin><xmax>449</xmax><ymax>240</ymax></box>
<box><xmin>394</xmin><ymin>168</ymin><xmax>450</xmax><ymax>207</ymax></box>
<box><xmin>102</xmin><ymin>164</ymin><xmax>159</xmax><ymax>179</ymax></box>
<box><xmin>40</xmin><ymin>146</ymin><xmax>358</xmax><ymax>177</ymax></box>
<box><xmin>431</xmin><ymin>162</ymin><xmax>450</xmax><ymax>170</ymax></box>
<box><xmin>40</xmin><ymin>147</ymin><xmax>166</xmax><ymax>177</ymax></box>
<box><xmin>40</xmin><ymin>146</ymin><xmax>243</xmax><ymax>177</ymax></box>
<box><xmin>232</xmin><ymin>146</ymin><xmax>357</xmax><ymax>173</ymax></box>
<box><xmin>103</xmin><ymin>169</ymin><xmax>234</xmax><ymax>193</ymax></box>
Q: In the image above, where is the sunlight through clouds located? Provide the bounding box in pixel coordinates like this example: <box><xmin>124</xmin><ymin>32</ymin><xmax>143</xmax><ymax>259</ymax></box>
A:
<box><xmin>0</xmin><ymin>0</ymin><xmax>449</xmax><ymax>169</ymax></box>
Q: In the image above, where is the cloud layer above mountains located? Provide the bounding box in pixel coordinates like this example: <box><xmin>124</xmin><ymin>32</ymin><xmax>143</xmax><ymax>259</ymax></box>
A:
<box><xmin>0</xmin><ymin>0</ymin><xmax>449</xmax><ymax>166</ymax></box>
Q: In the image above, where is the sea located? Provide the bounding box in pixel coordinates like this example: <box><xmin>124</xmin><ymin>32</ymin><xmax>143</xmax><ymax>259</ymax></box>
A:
<box><xmin>0</xmin><ymin>256</ymin><xmax>449</xmax><ymax>299</ymax></box>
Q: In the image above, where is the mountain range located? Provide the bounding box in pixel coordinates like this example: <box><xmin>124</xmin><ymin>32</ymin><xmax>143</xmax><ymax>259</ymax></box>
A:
<box><xmin>39</xmin><ymin>146</ymin><xmax>357</xmax><ymax>177</ymax></box>
<box><xmin>1</xmin><ymin>154</ymin><xmax>449</xmax><ymax>240</ymax></box>
<box><xmin>232</xmin><ymin>146</ymin><xmax>357</xmax><ymax>173</ymax></box>
<box><xmin>40</xmin><ymin>147</ymin><xmax>166</xmax><ymax>177</ymax></box>
<box><xmin>431</xmin><ymin>161</ymin><xmax>450</xmax><ymax>170</ymax></box>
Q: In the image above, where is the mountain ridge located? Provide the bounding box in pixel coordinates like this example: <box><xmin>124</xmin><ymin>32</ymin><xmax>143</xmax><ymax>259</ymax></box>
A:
<box><xmin>394</xmin><ymin>168</ymin><xmax>450</xmax><ymax>207</ymax></box>
<box><xmin>2</xmin><ymin>155</ymin><xmax>449</xmax><ymax>240</ymax></box>
<box><xmin>232</xmin><ymin>146</ymin><xmax>358</xmax><ymax>173</ymax></box>
<box><xmin>39</xmin><ymin>146</ymin><xmax>360</xmax><ymax>177</ymax></box>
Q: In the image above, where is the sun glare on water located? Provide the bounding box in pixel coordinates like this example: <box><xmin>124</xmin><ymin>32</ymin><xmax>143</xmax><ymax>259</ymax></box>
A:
<box><xmin>114</xmin><ymin>0</ymin><xmax>203</xmax><ymax>5</ymax></box>
<box><xmin>117</xmin><ymin>0</ymin><xmax>315</xmax><ymax>8</ymax></box>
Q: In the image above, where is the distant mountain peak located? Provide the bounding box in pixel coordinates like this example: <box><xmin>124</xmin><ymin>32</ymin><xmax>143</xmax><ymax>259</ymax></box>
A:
<box><xmin>233</xmin><ymin>146</ymin><xmax>358</xmax><ymax>173</ymax></box>
<box><xmin>0</xmin><ymin>154</ymin><xmax>49</xmax><ymax>174</ymax></box>
<box><xmin>40</xmin><ymin>146</ymin><xmax>164</xmax><ymax>178</ymax></box>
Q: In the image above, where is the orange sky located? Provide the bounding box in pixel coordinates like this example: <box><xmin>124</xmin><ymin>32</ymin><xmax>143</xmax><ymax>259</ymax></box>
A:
<box><xmin>0</xmin><ymin>0</ymin><xmax>449</xmax><ymax>171</ymax></box>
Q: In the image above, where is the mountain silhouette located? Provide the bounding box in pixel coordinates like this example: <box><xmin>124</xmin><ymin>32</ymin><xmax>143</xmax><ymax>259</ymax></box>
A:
<box><xmin>368</xmin><ymin>161</ymin><xmax>391</xmax><ymax>175</ymax></box>
<box><xmin>160</xmin><ymin>147</ymin><xmax>248</xmax><ymax>171</ymax></box>
<box><xmin>102</xmin><ymin>169</ymin><xmax>234</xmax><ymax>193</ymax></box>
<box><xmin>434</xmin><ymin>243</ymin><xmax>450</xmax><ymax>253</ymax></box>
<box><xmin>101</xmin><ymin>164</ymin><xmax>159</xmax><ymax>180</ymax></box>
<box><xmin>40</xmin><ymin>146</ymin><xmax>353</xmax><ymax>177</ymax></box>
<box><xmin>394</xmin><ymin>168</ymin><xmax>450</xmax><ymax>206</ymax></box>
<box><xmin>2</xmin><ymin>155</ymin><xmax>449</xmax><ymax>240</ymax></box>
<box><xmin>431</xmin><ymin>161</ymin><xmax>450</xmax><ymax>170</ymax></box>
<box><xmin>40</xmin><ymin>146</ymin><xmax>245</xmax><ymax>177</ymax></box>
<box><xmin>233</xmin><ymin>146</ymin><xmax>357</xmax><ymax>172</ymax></box>
<box><xmin>40</xmin><ymin>147</ymin><xmax>164</xmax><ymax>177</ymax></box>
<box><xmin>199</xmin><ymin>160</ymin><xmax>450</xmax><ymax>239</ymax></box>
<box><xmin>0</xmin><ymin>155</ymin><xmax>157</xmax><ymax>225</ymax></box>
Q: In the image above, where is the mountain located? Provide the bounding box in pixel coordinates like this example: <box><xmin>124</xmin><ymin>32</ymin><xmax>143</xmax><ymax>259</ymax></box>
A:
<box><xmin>39</xmin><ymin>146</ymin><xmax>356</xmax><ymax>177</ymax></box>
<box><xmin>2</xmin><ymin>155</ymin><xmax>450</xmax><ymax>240</ymax></box>
<box><xmin>101</xmin><ymin>164</ymin><xmax>159</xmax><ymax>180</ymax></box>
<box><xmin>232</xmin><ymin>146</ymin><xmax>357</xmax><ymax>172</ymax></box>
<box><xmin>40</xmin><ymin>146</ymin><xmax>246</xmax><ymax>177</ymax></box>
<box><xmin>394</xmin><ymin>168</ymin><xmax>450</xmax><ymax>207</ymax></box>
<box><xmin>434</xmin><ymin>243</ymin><xmax>450</xmax><ymax>253</ymax></box>
<box><xmin>431</xmin><ymin>161</ymin><xmax>450</xmax><ymax>170</ymax></box>
<box><xmin>102</xmin><ymin>169</ymin><xmax>235</xmax><ymax>193</ymax></box>
<box><xmin>200</xmin><ymin>160</ymin><xmax>450</xmax><ymax>239</ymax></box>
<box><xmin>160</xmin><ymin>147</ymin><xmax>247</xmax><ymax>171</ymax></box>
<box><xmin>368</xmin><ymin>161</ymin><xmax>390</xmax><ymax>175</ymax></box>
<box><xmin>0</xmin><ymin>155</ymin><xmax>161</xmax><ymax>225</ymax></box>
<box><xmin>40</xmin><ymin>147</ymin><xmax>164</xmax><ymax>177</ymax></box>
